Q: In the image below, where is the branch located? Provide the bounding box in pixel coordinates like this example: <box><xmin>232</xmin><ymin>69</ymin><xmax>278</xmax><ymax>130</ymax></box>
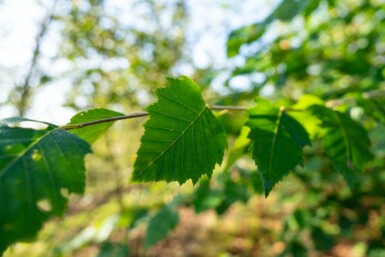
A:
<box><xmin>62</xmin><ymin>105</ymin><xmax>250</xmax><ymax>130</ymax></box>
<box><xmin>363</xmin><ymin>88</ymin><xmax>385</xmax><ymax>99</ymax></box>
<box><xmin>62</xmin><ymin>112</ymin><xmax>149</xmax><ymax>130</ymax></box>
<box><xmin>59</xmin><ymin>87</ymin><xmax>385</xmax><ymax>131</ymax></box>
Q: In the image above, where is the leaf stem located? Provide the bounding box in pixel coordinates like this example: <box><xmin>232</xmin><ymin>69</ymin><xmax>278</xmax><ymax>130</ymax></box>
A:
<box><xmin>62</xmin><ymin>112</ymin><xmax>149</xmax><ymax>130</ymax></box>
<box><xmin>61</xmin><ymin>105</ymin><xmax>249</xmax><ymax>130</ymax></box>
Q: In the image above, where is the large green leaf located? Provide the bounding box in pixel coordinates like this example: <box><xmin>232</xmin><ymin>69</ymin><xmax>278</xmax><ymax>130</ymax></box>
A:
<box><xmin>132</xmin><ymin>76</ymin><xmax>228</xmax><ymax>184</ymax></box>
<box><xmin>310</xmin><ymin>105</ymin><xmax>373</xmax><ymax>186</ymax></box>
<box><xmin>0</xmin><ymin>118</ymin><xmax>91</xmax><ymax>254</ymax></box>
<box><xmin>66</xmin><ymin>108</ymin><xmax>125</xmax><ymax>144</ymax></box>
<box><xmin>246</xmin><ymin>99</ymin><xmax>310</xmax><ymax>196</ymax></box>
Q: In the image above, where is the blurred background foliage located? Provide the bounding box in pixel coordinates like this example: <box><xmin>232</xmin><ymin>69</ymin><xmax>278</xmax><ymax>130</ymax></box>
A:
<box><xmin>1</xmin><ymin>0</ymin><xmax>385</xmax><ymax>256</ymax></box>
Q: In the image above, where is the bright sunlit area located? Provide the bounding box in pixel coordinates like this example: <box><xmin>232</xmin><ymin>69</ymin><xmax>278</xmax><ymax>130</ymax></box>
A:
<box><xmin>1</xmin><ymin>0</ymin><xmax>385</xmax><ymax>256</ymax></box>
<box><xmin>0</xmin><ymin>0</ymin><xmax>274</xmax><ymax>124</ymax></box>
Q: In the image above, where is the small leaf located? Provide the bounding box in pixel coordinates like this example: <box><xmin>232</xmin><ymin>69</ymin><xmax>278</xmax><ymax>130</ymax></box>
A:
<box><xmin>132</xmin><ymin>76</ymin><xmax>227</xmax><ymax>184</ymax></box>
<box><xmin>227</xmin><ymin>23</ymin><xmax>266</xmax><ymax>57</ymax></box>
<box><xmin>144</xmin><ymin>205</ymin><xmax>179</xmax><ymax>250</ymax></box>
<box><xmin>0</xmin><ymin>118</ymin><xmax>91</xmax><ymax>254</ymax></box>
<box><xmin>290</xmin><ymin>95</ymin><xmax>324</xmax><ymax>139</ymax></box>
<box><xmin>310</xmin><ymin>105</ymin><xmax>373</xmax><ymax>187</ymax></box>
<box><xmin>246</xmin><ymin>99</ymin><xmax>310</xmax><ymax>196</ymax></box>
<box><xmin>269</xmin><ymin>0</ymin><xmax>314</xmax><ymax>21</ymax></box>
<box><xmin>67</xmin><ymin>108</ymin><xmax>125</xmax><ymax>144</ymax></box>
<box><xmin>224</xmin><ymin>126</ymin><xmax>251</xmax><ymax>171</ymax></box>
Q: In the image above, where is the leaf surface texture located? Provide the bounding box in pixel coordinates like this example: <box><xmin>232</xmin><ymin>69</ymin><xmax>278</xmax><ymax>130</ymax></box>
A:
<box><xmin>310</xmin><ymin>105</ymin><xmax>373</xmax><ymax>186</ymax></box>
<box><xmin>132</xmin><ymin>76</ymin><xmax>227</xmax><ymax>184</ymax></box>
<box><xmin>246</xmin><ymin>99</ymin><xmax>310</xmax><ymax>196</ymax></box>
<box><xmin>0</xmin><ymin>118</ymin><xmax>91</xmax><ymax>254</ymax></box>
<box><xmin>67</xmin><ymin>108</ymin><xmax>125</xmax><ymax>144</ymax></box>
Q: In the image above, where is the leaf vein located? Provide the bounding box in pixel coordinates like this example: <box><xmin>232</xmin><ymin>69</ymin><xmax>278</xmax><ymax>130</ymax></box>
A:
<box><xmin>150</xmin><ymin>110</ymin><xmax>193</xmax><ymax>122</ymax></box>
<box><xmin>137</xmin><ymin>107</ymin><xmax>207</xmax><ymax>178</ymax></box>
<box><xmin>157</xmin><ymin>92</ymin><xmax>200</xmax><ymax>114</ymax></box>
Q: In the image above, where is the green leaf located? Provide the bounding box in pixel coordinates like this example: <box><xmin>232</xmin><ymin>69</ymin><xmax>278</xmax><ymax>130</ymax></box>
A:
<box><xmin>310</xmin><ymin>105</ymin><xmax>373</xmax><ymax>187</ymax></box>
<box><xmin>224</xmin><ymin>126</ymin><xmax>251</xmax><ymax>171</ymax></box>
<box><xmin>358</xmin><ymin>96</ymin><xmax>385</xmax><ymax>124</ymax></box>
<box><xmin>215</xmin><ymin>172</ymin><xmax>250</xmax><ymax>214</ymax></box>
<box><xmin>192</xmin><ymin>178</ymin><xmax>223</xmax><ymax>213</ymax></box>
<box><xmin>269</xmin><ymin>0</ymin><xmax>314</xmax><ymax>21</ymax></box>
<box><xmin>226</xmin><ymin>23</ymin><xmax>266</xmax><ymax>57</ymax></box>
<box><xmin>144</xmin><ymin>205</ymin><xmax>179</xmax><ymax>250</ymax></box>
<box><xmin>246</xmin><ymin>99</ymin><xmax>310</xmax><ymax>196</ymax></box>
<box><xmin>290</xmin><ymin>95</ymin><xmax>324</xmax><ymax>139</ymax></box>
<box><xmin>0</xmin><ymin>118</ymin><xmax>91</xmax><ymax>254</ymax></box>
<box><xmin>67</xmin><ymin>108</ymin><xmax>125</xmax><ymax>144</ymax></box>
<box><xmin>96</xmin><ymin>242</ymin><xmax>129</xmax><ymax>257</ymax></box>
<box><xmin>132</xmin><ymin>76</ymin><xmax>228</xmax><ymax>184</ymax></box>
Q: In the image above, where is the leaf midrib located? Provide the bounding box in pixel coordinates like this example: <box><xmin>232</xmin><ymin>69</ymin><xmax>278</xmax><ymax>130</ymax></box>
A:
<box><xmin>138</xmin><ymin>107</ymin><xmax>208</xmax><ymax>176</ymax></box>
<box><xmin>0</xmin><ymin>128</ymin><xmax>57</xmax><ymax>178</ymax></box>
<box><xmin>268</xmin><ymin>108</ymin><xmax>284</xmax><ymax>175</ymax></box>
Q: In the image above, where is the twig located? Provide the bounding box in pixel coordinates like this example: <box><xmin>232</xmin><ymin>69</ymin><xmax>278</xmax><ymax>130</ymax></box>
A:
<box><xmin>60</xmin><ymin>87</ymin><xmax>385</xmax><ymax>131</ymax></box>
<box><xmin>61</xmin><ymin>105</ymin><xmax>250</xmax><ymax>130</ymax></box>
<box><xmin>363</xmin><ymin>89</ymin><xmax>385</xmax><ymax>99</ymax></box>
<box><xmin>62</xmin><ymin>112</ymin><xmax>149</xmax><ymax>130</ymax></box>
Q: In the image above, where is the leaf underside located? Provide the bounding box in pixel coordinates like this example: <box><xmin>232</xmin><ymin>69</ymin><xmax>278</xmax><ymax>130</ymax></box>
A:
<box><xmin>310</xmin><ymin>105</ymin><xmax>373</xmax><ymax>186</ymax></box>
<box><xmin>0</xmin><ymin>118</ymin><xmax>91</xmax><ymax>254</ymax></box>
<box><xmin>247</xmin><ymin>99</ymin><xmax>310</xmax><ymax>196</ymax></box>
<box><xmin>132</xmin><ymin>76</ymin><xmax>228</xmax><ymax>184</ymax></box>
<box><xmin>67</xmin><ymin>108</ymin><xmax>125</xmax><ymax>144</ymax></box>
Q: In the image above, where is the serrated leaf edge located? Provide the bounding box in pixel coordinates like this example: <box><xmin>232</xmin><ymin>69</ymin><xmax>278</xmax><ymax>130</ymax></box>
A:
<box><xmin>135</xmin><ymin>107</ymin><xmax>208</xmax><ymax>179</ymax></box>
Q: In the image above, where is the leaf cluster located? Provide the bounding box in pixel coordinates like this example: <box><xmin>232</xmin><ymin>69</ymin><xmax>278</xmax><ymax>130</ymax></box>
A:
<box><xmin>0</xmin><ymin>75</ymin><xmax>378</xmax><ymax>254</ymax></box>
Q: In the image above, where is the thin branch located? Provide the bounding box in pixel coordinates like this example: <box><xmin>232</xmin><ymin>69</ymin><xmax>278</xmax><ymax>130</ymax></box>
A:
<box><xmin>363</xmin><ymin>88</ymin><xmax>385</xmax><ymax>99</ymax></box>
<box><xmin>284</xmin><ymin>107</ymin><xmax>303</xmax><ymax>112</ymax></box>
<box><xmin>58</xmin><ymin>87</ymin><xmax>385</xmax><ymax>131</ymax></box>
<box><xmin>62</xmin><ymin>112</ymin><xmax>149</xmax><ymax>130</ymax></box>
<box><xmin>325</xmin><ymin>88</ymin><xmax>385</xmax><ymax>108</ymax></box>
<box><xmin>61</xmin><ymin>105</ymin><xmax>250</xmax><ymax>130</ymax></box>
